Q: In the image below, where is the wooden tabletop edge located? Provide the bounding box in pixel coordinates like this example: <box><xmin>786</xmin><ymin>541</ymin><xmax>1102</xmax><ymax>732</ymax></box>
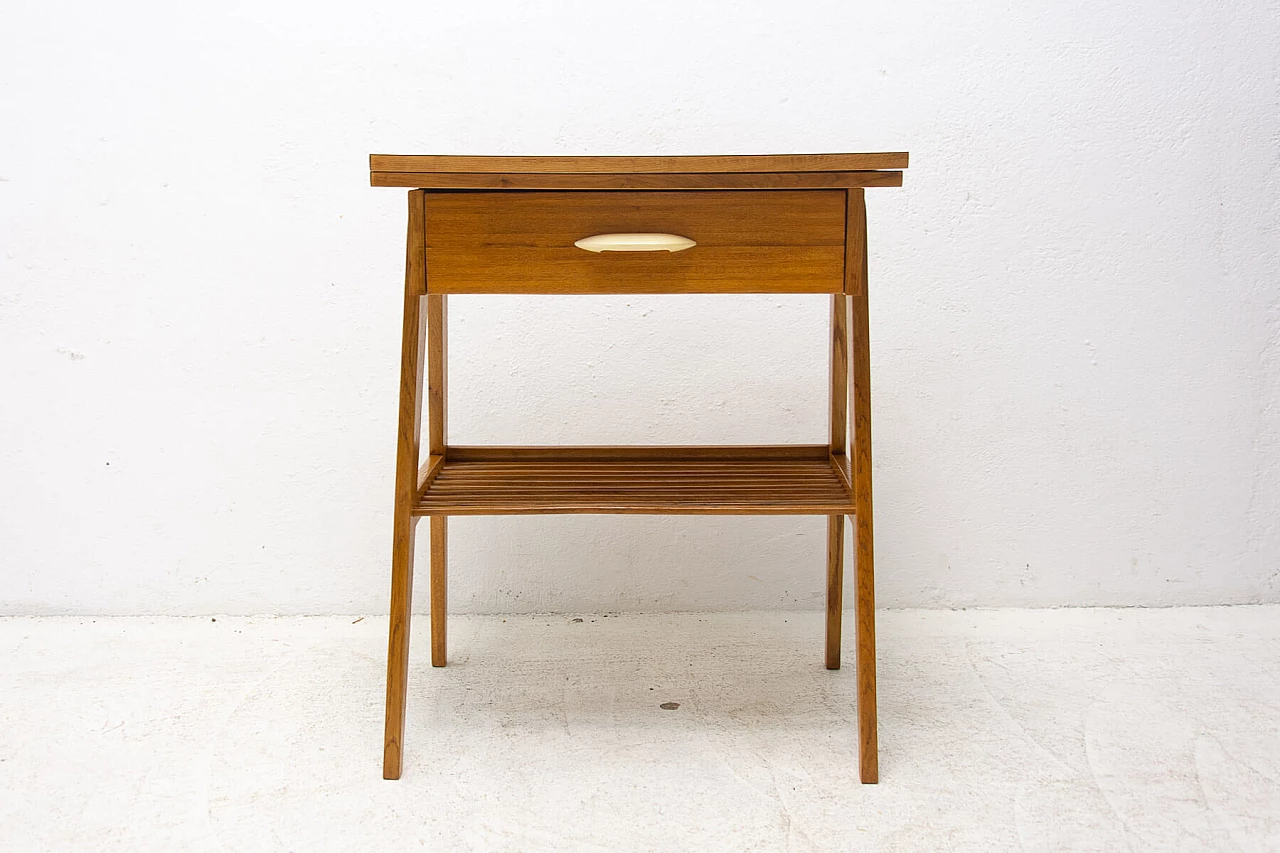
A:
<box><xmin>369</xmin><ymin>152</ymin><xmax>910</xmax><ymax>174</ymax></box>
<box><xmin>368</xmin><ymin>170</ymin><xmax>905</xmax><ymax>189</ymax></box>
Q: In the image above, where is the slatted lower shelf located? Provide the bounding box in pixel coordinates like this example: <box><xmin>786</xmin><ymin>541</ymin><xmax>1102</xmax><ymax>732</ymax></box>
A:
<box><xmin>413</xmin><ymin>445</ymin><xmax>855</xmax><ymax>515</ymax></box>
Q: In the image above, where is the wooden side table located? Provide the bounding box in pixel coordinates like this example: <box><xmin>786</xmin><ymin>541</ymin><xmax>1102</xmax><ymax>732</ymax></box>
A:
<box><xmin>369</xmin><ymin>153</ymin><xmax>909</xmax><ymax>782</ymax></box>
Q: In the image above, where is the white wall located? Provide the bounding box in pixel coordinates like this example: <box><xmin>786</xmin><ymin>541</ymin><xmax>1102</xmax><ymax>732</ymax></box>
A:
<box><xmin>2</xmin><ymin>0</ymin><xmax>1277</xmax><ymax>616</ymax></box>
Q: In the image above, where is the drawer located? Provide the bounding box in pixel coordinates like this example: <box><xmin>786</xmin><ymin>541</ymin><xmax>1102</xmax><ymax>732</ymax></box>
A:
<box><xmin>422</xmin><ymin>190</ymin><xmax>848</xmax><ymax>294</ymax></box>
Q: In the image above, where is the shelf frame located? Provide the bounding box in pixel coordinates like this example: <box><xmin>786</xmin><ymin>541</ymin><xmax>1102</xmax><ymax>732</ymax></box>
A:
<box><xmin>412</xmin><ymin>445</ymin><xmax>856</xmax><ymax>516</ymax></box>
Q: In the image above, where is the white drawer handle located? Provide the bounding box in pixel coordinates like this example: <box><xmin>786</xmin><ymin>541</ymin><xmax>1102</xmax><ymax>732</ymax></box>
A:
<box><xmin>573</xmin><ymin>233</ymin><xmax>696</xmax><ymax>253</ymax></box>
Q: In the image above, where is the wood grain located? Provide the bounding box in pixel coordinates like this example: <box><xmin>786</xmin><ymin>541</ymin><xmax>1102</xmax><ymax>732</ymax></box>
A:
<box><xmin>371</xmin><ymin>152</ymin><xmax>909</xmax><ymax>174</ymax></box>
<box><xmin>414</xmin><ymin>449</ymin><xmax>854</xmax><ymax>516</ymax></box>
<box><xmin>827</xmin><ymin>291</ymin><xmax>850</xmax><ymax>671</ymax></box>
<box><xmin>417</xmin><ymin>454</ymin><xmax>445</xmax><ymax>492</ymax></box>
<box><xmin>849</xmin><ymin>197</ymin><xmax>879</xmax><ymax>784</ymax></box>
<box><xmin>845</xmin><ymin>189</ymin><xmax>868</xmax><ymax>296</ymax></box>
<box><xmin>430</xmin><ymin>516</ymin><xmax>447</xmax><ymax>667</ymax></box>
<box><xmin>829</xmin><ymin>452</ymin><xmax>853</xmax><ymax>493</ymax></box>
<box><xmin>423</xmin><ymin>191</ymin><xmax>846</xmax><ymax>295</ymax></box>
<box><xmin>830</xmin><ymin>294</ymin><xmax>849</xmax><ymax>455</ymax></box>
<box><xmin>426</xmin><ymin>288</ymin><xmax>448</xmax><ymax>667</ymax></box>
<box><xmin>383</xmin><ymin>190</ymin><xmax>427</xmax><ymax>781</ymax></box>
<box><xmin>446</xmin><ymin>445</ymin><xmax>832</xmax><ymax>462</ymax></box>
<box><xmin>826</xmin><ymin>515</ymin><xmax>845</xmax><ymax>670</ymax></box>
<box><xmin>372</xmin><ymin>171</ymin><xmax>903</xmax><ymax>190</ymax></box>
<box><xmin>426</xmin><ymin>296</ymin><xmax>446</xmax><ymax>456</ymax></box>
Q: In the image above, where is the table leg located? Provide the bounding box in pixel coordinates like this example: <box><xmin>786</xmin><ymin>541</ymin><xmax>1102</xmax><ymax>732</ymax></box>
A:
<box><xmin>430</xmin><ymin>516</ymin><xmax>447</xmax><ymax>666</ymax></box>
<box><xmin>383</xmin><ymin>191</ymin><xmax>427</xmax><ymax>780</ymax></box>
<box><xmin>826</xmin><ymin>514</ymin><xmax>845</xmax><ymax>669</ymax></box>
<box><xmin>383</xmin><ymin>512</ymin><xmax>417</xmax><ymax>779</ymax></box>
<box><xmin>848</xmin><ymin>188</ymin><xmax>878</xmax><ymax>784</ymax></box>
<box><xmin>827</xmin><ymin>292</ymin><xmax>849</xmax><ymax>669</ymax></box>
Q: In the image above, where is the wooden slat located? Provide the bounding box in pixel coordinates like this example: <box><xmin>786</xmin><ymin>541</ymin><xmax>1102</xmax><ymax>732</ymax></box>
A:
<box><xmin>413</xmin><ymin>448</ymin><xmax>854</xmax><ymax>516</ymax></box>
<box><xmin>439</xmin><ymin>464</ymin><xmax>835</xmax><ymax>471</ymax></box>
<box><xmin>371</xmin><ymin>152</ymin><xmax>909</xmax><ymax>174</ymax></box>
<box><xmin>416</xmin><ymin>504</ymin><xmax>854</xmax><ymax>516</ymax></box>
<box><xmin>426</xmin><ymin>484</ymin><xmax>848</xmax><ymax>491</ymax></box>
<box><xmin>372</xmin><ymin>171</ymin><xmax>903</xmax><ymax>190</ymax></box>
<box><xmin>431</xmin><ymin>465</ymin><xmax>842</xmax><ymax>479</ymax></box>
<box><xmin>446</xmin><ymin>445</ymin><xmax>831</xmax><ymax>462</ymax></box>
<box><xmin>433</xmin><ymin>467</ymin><xmax>837</xmax><ymax>478</ymax></box>
<box><xmin>435</xmin><ymin>479</ymin><xmax>834</xmax><ymax>485</ymax></box>
<box><xmin>435</xmin><ymin>466</ymin><xmax>838</xmax><ymax>474</ymax></box>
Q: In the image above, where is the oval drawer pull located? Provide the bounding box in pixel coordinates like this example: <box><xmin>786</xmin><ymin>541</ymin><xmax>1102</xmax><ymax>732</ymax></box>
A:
<box><xmin>573</xmin><ymin>233</ymin><xmax>696</xmax><ymax>253</ymax></box>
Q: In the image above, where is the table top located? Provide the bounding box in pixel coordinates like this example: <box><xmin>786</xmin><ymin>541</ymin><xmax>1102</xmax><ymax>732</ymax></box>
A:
<box><xmin>369</xmin><ymin>152</ymin><xmax>908</xmax><ymax>190</ymax></box>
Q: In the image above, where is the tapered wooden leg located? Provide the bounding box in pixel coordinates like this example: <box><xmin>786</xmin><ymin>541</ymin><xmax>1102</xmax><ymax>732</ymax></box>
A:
<box><xmin>848</xmin><ymin>188</ymin><xmax>878</xmax><ymax>784</ymax></box>
<box><xmin>430</xmin><ymin>515</ymin><xmax>447</xmax><ymax>666</ymax></box>
<box><xmin>383</xmin><ymin>513</ymin><xmax>418</xmax><ymax>779</ymax></box>
<box><xmin>383</xmin><ymin>190</ymin><xmax>427</xmax><ymax>780</ymax></box>
<box><xmin>425</xmin><ymin>289</ymin><xmax>448</xmax><ymax>667</ymax></box>
<box><xmin>826</xmin><ymin>515</ymin><xmax>845</xmax><ymax>669</ymax></box>
<box><xmin>827</xmin><ymin>292</ymin><xmax>849</xmax><ymax>670</ymax></box>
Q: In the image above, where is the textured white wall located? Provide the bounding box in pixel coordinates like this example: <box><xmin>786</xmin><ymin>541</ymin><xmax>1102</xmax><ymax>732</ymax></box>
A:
<box><xmin>2</xmin><ymin>0</ymin><xmax>1277</xmax><ymax>615</ymax></box>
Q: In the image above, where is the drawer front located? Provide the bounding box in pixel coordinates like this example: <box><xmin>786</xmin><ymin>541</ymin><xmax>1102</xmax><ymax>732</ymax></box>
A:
<box><xmin>423</xmin><ymin>190</ymin><xmax>847</xmax><ymax>294</ymax></box>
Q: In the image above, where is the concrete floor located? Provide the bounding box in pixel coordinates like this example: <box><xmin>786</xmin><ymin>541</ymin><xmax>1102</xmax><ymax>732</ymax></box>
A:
<box><xmin>0</xmin><ymin>607</ymin><xmax>1278</xmax><ymax>851</ymax></box>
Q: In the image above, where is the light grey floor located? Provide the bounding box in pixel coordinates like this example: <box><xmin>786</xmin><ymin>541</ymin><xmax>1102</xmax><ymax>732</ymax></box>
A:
<box><xmin>1</xmin><ymin>607</ymin><xmax>1278</xmax><ymax>851</ymax></box>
